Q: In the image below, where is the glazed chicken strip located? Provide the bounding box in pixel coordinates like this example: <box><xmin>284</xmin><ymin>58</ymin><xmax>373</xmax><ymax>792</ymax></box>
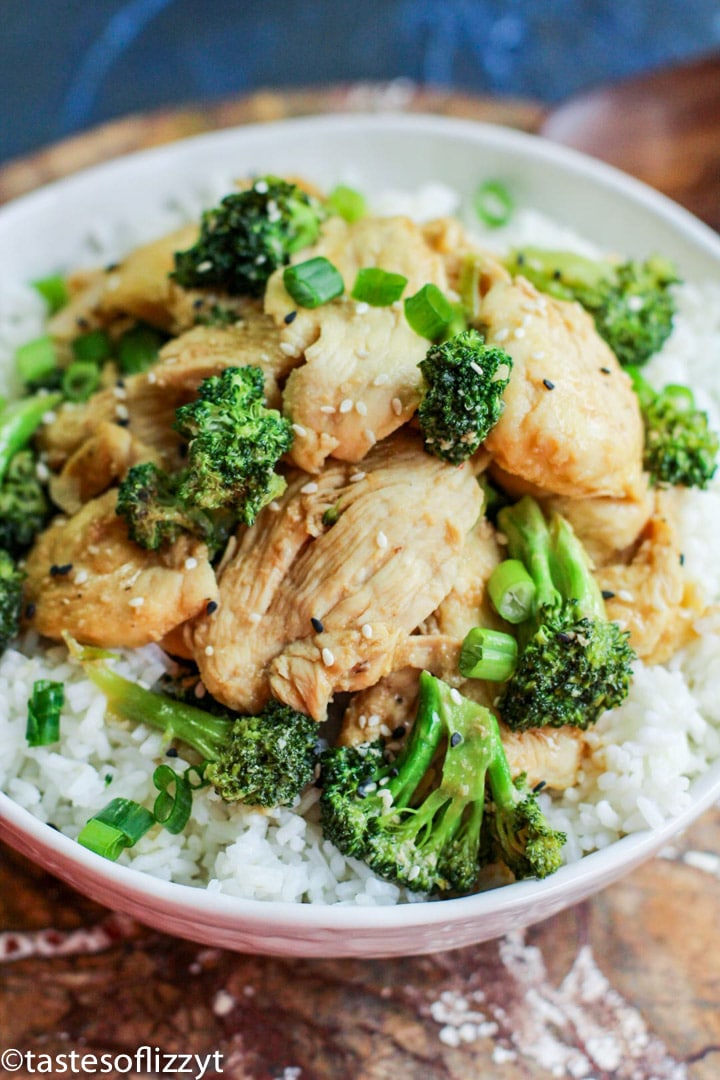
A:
<box><xmin>194</xmin><ymin>431</ymin><xmax>482</xmax><ymax>718</ymax></box>
<box><xmin>49</xmin><ymin>420</ymin><xmax>160</xmax><ymax>516</ymax></box>
<box><xmin>481</xmin><ymin>261</ymin><xmax>646</xmax><ymax>501</ymax></box>
<box><xmin>264</xmin><ymin>216</ymin><xmax>449</xmax><ymax>472</ymax></box>
<box><xmin>598</xmin><ymin>490</ymin><xmax>705</xmax><ymax>664</ymax></box>
<box><xmin>23</xmin><ymin>489</ymin><xmax>217</xmax><ymax>649</ymax></box>
<box><xmin>38</xmin><ymin>317</ymin><xmax>286</xmax><ymax>471</ymax></box>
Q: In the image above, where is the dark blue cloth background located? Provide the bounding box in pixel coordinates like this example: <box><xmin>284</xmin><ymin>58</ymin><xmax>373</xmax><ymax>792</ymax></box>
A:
<box><xmin>3</xmin><ymin>0</ymin><xmax>719</xmax><ymax>163</ymax></box>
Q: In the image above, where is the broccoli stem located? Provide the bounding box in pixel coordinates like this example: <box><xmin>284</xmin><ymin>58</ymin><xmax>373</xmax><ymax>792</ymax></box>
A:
<box><xmin>84</xmin><ymin>663</ymin><xmax>230</xmax><ymax>760</ymax></box>
<box><xmin>487</xmin><ymin>558</ymin><xmax>537</xmax><ymax>623</ymax></box>
<box><xmin>548</xmin><ymin>512</ymin><xmax>606</xmax><ymax>621</ymax></box>
<box><xmin>0</xmin><ymin>392</ymin><xmax>62</xmax><ymax>482</ymax></box>
<box><xmin>386</xmin><ymin>671</ymin><xmax>445</xmax><ymax>807</ymax></box>
<box><xmin>459</xmin><ymin>628</ymin><xmax>518</xmax><ymax>681</ymax></box>
<box><xmin>498</xmin><ymin>496</ymin><xmax>561</xmax><ymax>612</ymax></box>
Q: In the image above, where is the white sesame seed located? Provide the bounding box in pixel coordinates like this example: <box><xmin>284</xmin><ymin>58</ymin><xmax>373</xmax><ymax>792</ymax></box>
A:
<box><xmin>522</xmin><ymin>313</ymin><xmax>532</xmax><ymax>327</ymax></box>
<box><xmin>391</xmin><ymin>397</ymin><xmax>403</xmax><ymax>416</ymax></box>
<box><xmin>280</xmin><ymin>341</ymin><xmax>298</xmax><ymax>357</ymax></box>
<box><xmin>379</xmin><ymin>724</ymin><xmax>392</xmax><ymax>738</ymax></box>
<box><xmin>301</xmin><ymin>481</ymin><xmax>319</xmax><ymax>494</ymax></box>
<box><xmin>450</xmin><ymin>687</ymin><xmax>463</xmax><ymax>705</ymax></box>
<box><xmin>115</xmin><ymin>403</ymin><xmax>129</xmax><ymax>420</ymax></box>
<box><xmin>354</xmin><ymin>301</ymin><xmax>370</xmax><ymax>316</ymax></box>
<box><xmin>494</xmin><ymin>327</ymin><xmax>509</xmax><ymax>342</ymax></box>
<box><xmin>531</xmin><ymin>350</ymin><xmax>546</xmax><ymax>360</ymax></box>
<box><xmin>372</xmin><ymin>372</ymin><xmax>388</xmax><ymax>386</ymax></box>
<box><xmin>42</xmin><ymin>411</ymin><xmax>57</xmax><ymax>425</ymax></box>
<box><xmin>469</xmin><ymin>361</ymin><xmax>484</xmax><ymax>377</ymax></box>
<box><xmin>364</xmin><ymin>429</ymin><xmax>377</xmax><ymax>445</ymax></box>
<box><xmin>358</xmin><ymin>714</ymin><xmax>368</xmax><ymax>729</ymax></box>
<box><xmin>204</xmin><ymin>645</ymin><xmax>215</xmax><ymax>657</ymax></box>
<box><xmin>35</xmin><ymin>461</ymin><xmax>50</xmax><ymax>482</ymax></box>
<box><xmin>513</xmin><ymin>327</ymin><xmax>526</xmax><ymax>339</ymax></box>
<box><xmin>291</xmin><ymin>423</ymin><xmax>307</xmax><ymax>437</ymax></box>
<box><xmin>105</xmin><ymin>274</ymin><xmax>120</xmax><ymax>291</ymax></box>
<box><xmin>248</xmin><ymin>612</ymin><xmax>262</xmax><ymax>624</ymax></box>
<box><xmin>268</xmin><ymin>501</ymin><xmax>281</xmax><ymax>512</ymax></box>
<box><xmin>74</xmin><ymin>569</ymin><xmax>88</xmax><ymax>585</ymax></box>
<box><xmin>254</xmin><ymin>180</ymin><xmax>269</xmax><ymax>194</ymax></box>
<box><xmin>376</xmin><ymin>530</ymin><xmax>388</xmax><ymax>549</ymax></box>
<box><xmin>407</xmin><ymin>865</ymin><xmax>421</xmax><ymax>883</ymax></box>
<box><xmin>147</xmin><ymin>371</ymin><xmax>157</xmax><ymax>384</ymax></box>
<box><xmin>339</xmin><ymin>398</ymin><xmax>354</xmax><ymax>413</ymax></box>
<box><xmin>113</xmin><ymin>385</ymin><xmax>127</xmax><ymax>400</ymax></box>
<box><xmin>128</xmin><ymin>596</ymin><xmax>145</xmax><ymax>608</ymax></box>
<box><xmin>349</xmin><ymin>471</ymin><xmax>366</xmax><ymax>483</ymax></box>
<box><xmin>368</xmin><ymin>714</ymin><xmax>381</xmax><ymax>726</ymax></box>
<box><xmin>361</xmin><ymin>623</ymin><xmax>373</xmax><ymax>639</ymax></box>
<box><xmin>628</xmin><ymin>295</ymin><xmax>644</xmax><ymax>312</ymax></box>
<box><xmin>184</xmin><ymin>556</ymin><xmax>198</xmax><ymax>570</ymax></box>
<box><xmin>617</xmin><ymin>590</ymin><xmax>634</xmax><ymax>602</ymax></box>
<box><xmin>355</xmin><ymin>400</ymin><xmax>368</xmax><ymax>416</ymax></box>
<box><xmin>322</xmin><ymin>647</ymin><xmax>335</xmax><ymax>667</ymax></box>
<box><xmin>196</xmin><ymin>260</ymin><xmax>213</xmax><ymax>273</ymax></box>
<box><xmin>320</xmin><ymin>404</ymin><xmax>336</xmax><ymax>414</ymax></box>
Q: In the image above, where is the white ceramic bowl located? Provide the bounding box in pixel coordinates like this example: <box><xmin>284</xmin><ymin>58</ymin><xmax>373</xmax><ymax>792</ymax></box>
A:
<box><xmin>1</xmin><ymin>115</ymin><xmax>719</xmax><ymax>957</ymax></box>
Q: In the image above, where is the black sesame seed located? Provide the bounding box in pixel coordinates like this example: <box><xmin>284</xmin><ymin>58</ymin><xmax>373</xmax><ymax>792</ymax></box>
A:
<box><xmin>552</xmin><ymin>268</ymin><xmax>562</xmax><ymax>280</ymax></box>
<box><xmin>533</xmin><ymin>780</ymin><xmax>547</xmax><ymax>793</ymax></box>
<box><xmin>284</xmin><ymin>310</ymin><xmax>298</xmax><ymax>324</ymax></box>
<box><xmin>178</xmin><ymin>442</ymin><xmax>188</xmax><ymax>458</ymax></box>
<box><xmin>193</xmin><ymin>298</ymin><xmax>205</xmax><ymax>310</ymax></box>
<box><xmin>116</xmin><ymin>378</ymin><xmax>126</xmax><ymax>388</ymax></box>
<box><xmin>601</xmin><ymin>589</ymin><xmax>616</xmax><ymax>600</ymax></box>
<box><xmin>679</xmin><ymin>552</ymin><xmax>685</xmax><ymax>566</ymax></box>
<box><xmin>517</xmin><ymin>253</ymin><xmax>525</xmax><ymax>266</ymax></box>
<box><xmin>356</xmin><ymin>782</ymin><xmax>370</xmax><ymax>799</ymax></box>
<box><xmin>76</xmin><ymin>317</ymin><xmax>90</xmax><ymax>329</ymax></box>
<box><xmin>206</xmin><ymin>600</ymin><xmax>219</xmax><ymax>615</ymax></box>
<box><xmin>115</xmin><ymin>418</ymin><xmax>130</xmax><ymax>428</ymax></box>
<box><xmin>392</xmin><ymin>725</ymin><xmax>406</xmax><ymax>739</ymax></box>
<box><xmin>556</xmin><ymin>631</ymin><xmax>572</xmax><ymax>644</ymax></box>
<box><xmin>24</xmin><ymin>602</ymin><xmax>36</xmax><ymax>619</ymax></box>
<box><xmin>311</xmin><ymin>616</ymin><xmax>324</xmax><ymax>633</ymax></box>
<box><xmin>104</xmin><ymin>262</ymin><xmax>120</xmax><ymax>273</ymax></box>
<box><xmin>450</xmin><ymin>732</ymin><xmax>463</xmax><ymax>747</ymax></box>
<box><xmin>166</xmin><ymin>747</ymin><xmax>179</xmax><ymax>758</ymax></box>
<box><xmin>543</xmin><ymin>378</ymin><xmax>555</xmax><ymax>391</ymax></box>
<box><xmin>600</xmin><ymin>367</ymin><xmax>611</xmax><ymax>375</ymax></box>
<box><xmin>50</xmin><ymin>563</ymin><xmax>73</xmax><ymax>577</ymax></box>
<box><xmin>389</xmin><ymin>767</ymin><xmax>399</xmax><ymax>778</ymax></box>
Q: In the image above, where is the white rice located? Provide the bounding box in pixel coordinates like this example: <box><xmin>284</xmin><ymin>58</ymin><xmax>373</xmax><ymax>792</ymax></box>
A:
<box><xmin>1</xmin><ymin>184</ymin><xmax>719</xmax><ymax>904</ymax></box>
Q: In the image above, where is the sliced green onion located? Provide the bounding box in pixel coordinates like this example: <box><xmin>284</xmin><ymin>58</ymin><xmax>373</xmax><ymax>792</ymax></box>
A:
<box><xmin>404</xmin><ymin>283</ymin><xmax>454</xmax><ymax>340</ymax></box>
<box><xmin>0</xmin><ymin>391</ymin><xmax>63</xmax><ymax>482</ymax></box>
<box><xmin>72</xmin><ymin>328</ymin><xmax>112</xmax><ymax>364</ymax></box>
<box><xmin>152</xmin><ymin>764</ymin><xmax>193</xmax><ymax>834</ymax></box>
<box><xmin>61</xmin><ymin>360</ymin><xmax>101</xmax><ymax>403</ymax></box>
<box><xmin>32</xmin><ymin>274</ymin><xmax>69</xmax><ymax>315</ymax></box>
<box><xmin>351</xmin><ymin>267</ymin><xmax>408</xmax><ymax>307</ymax></box>
<box><xmin>459</xmin><ymin>627</ymin><xmax>518</xmax><ymax>681</ymax></box>
<box><xmin>283</xmin><ymin>257</ymin><xmax>344</xmax><ymax>309</ymax></box>
<box><xmin>15</xmin><ymin>335</ymin><xmax>58</xmax><ymax>385</ymax></box>
<box><xmin>78</xmin><ymin>797</ymin><xmax>155</xmax><ymax>860</ymax></box>
<box><xmin>117</xmin><ymin>323</ymin><xmax>165</xmax><ymax>375</ymax></box>
<box><xmin>459</xmin><ymin>255</ymin><xmax>482</xmax><ymax>322</ymax></box>
<box><xmin>662</xmin><ymin>384</ymin><xmax>696</xmax><ymax>412</ymax></box>
<box><xmin>26</xmin><ymin>679</ymin><xmax>64</xmax><ymax>746</ymax></box>
<box><xmin>473</xmin><ymin>180</ymin><xmax>514</xmax><ymax>228</ymax></box>
<box><xmin>440</xmin><ymin>301</ymin><xmax>468</xmax><ymax>341</ymax></box>
<box><xmin>326</xmin><ymin>184</ymin><xmax>367</xmax><ymax>223</ymax></box>
<box><xmin>488</xmin><ymin>559</ymin><xmax>538</xmax><ymax>624</ymax></box>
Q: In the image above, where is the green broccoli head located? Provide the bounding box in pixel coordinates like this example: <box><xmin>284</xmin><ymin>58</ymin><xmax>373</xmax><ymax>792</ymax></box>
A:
<box><xmin>116</xmin><ymin>462</ymin><xmax>221</xmax><ymax>552</ymax></box>
<box><xmin>320</xmin><ymin>673</ymin><xmax>565</xmax><ymax>895</ymax></box>
<box><xmin>505</xmin><ymin>248</ymin><xmax>678</xmax><ymax>367</ymax></box>
<box><xmin>172</xmin><ymin>178</ymin><xmax>324</xmax><ymax>297</ymax></box>
<box><xmin>417</xmin><ymin>329</ymin><xmax>513</xmax><ymax>464</ymax></box>
<box><xmin>0</xmin><ymin>450</ymin><xmax>52</xmax><ymax>557</ymax></box>
<box><xmin>487</xmin><ymin>786</ymin><xmax>565</xmax><ymax>880</ymax></box>
<box><xmin>627</xmin><ymin>367</ymin><xmax>718</xmax><ymax>489</ymax></box>
<box><xmin>497</xmin><ymin>604</ymin><xmax>636</xmax><ymax>731</ymax></box>
<box><xmin>174</xmin><ymin>365</ymin><xmax>292</xmax><ymax>524</ymax></box>
<box><xmin>205</xmin><ymin>699</ymin><xmax>319</xmax><ymax>807</ymax></box>
<box><xmin>0</xmin><ymin>548</ymin><xmax>24</xmax><ymax>652</ymax></box>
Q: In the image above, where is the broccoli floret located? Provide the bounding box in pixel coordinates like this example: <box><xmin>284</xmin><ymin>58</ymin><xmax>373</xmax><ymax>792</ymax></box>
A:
<box><xmin>319</xmin><ymin>672</ymin><xmax>565</xmax><ymax>895</ymax></box>
<box><xmin>81</xmin><ymin>657</ymin><xmax>319</xmax><ymax>808</ymax></box>
<box><xmin>117</xmin><ymin>366</ymin><xmax>292</xmax><ymax>551</ymax></box>
<box><xmin>0</xmin><ymin>548</ymin><xmax>24</xmax><ymax>652</ymax></box>
<box><xmin>173</xmin><ymin>178</ymin><xmax>324</xmax><ymax>297</ymax></box>
<box><xmin>460</xmin><ymin>497</ymin><xmax>635</xmax><ymax>731</ymax></box>
<box><xmin>417</xmin><ymin>329</ymin><xmax>513</xmax><ymax>464</ymax></box>
<box><xmin>0</xmin><ymin>449</ymin><xmax>52</xmax><ymax>557</ymax></box>
<box><xmin>627</xmin><ymin>366</ymin><xmax>718</xmax><ymax>489</ymax></box>
<box><xmin>505</xmin><ymin>248</ymin><xmax>678</xmax><ymax>367</ymax></box>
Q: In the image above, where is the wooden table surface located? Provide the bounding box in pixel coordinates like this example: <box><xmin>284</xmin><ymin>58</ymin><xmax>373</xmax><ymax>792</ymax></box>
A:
<box><xmin>1</xmin><ymin>78</ymin><xmax>719</xmax><ymax>1080</ymax></box>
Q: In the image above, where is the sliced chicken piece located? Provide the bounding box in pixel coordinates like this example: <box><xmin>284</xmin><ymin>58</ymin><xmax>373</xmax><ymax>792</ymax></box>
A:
<box><xmin>598</xmin><ymin>490</ymin><xmax>705</xmax><ymax>664</ymax></box>
<box><xmin>98</xmin><ymin>224</ymin><xmax>201</xmax><ymax>333</ymax></box>
<box><xmin>264</xmin><ymin>216</ymin><xmax>449</xmax><ymax>472</ymax></box>
<box><xmin>194</xmin><ymin>432</ymin><xmax>482</xmax><ymax>718</ymax></box>
<box><xmin>340</xmin><ymin>646</ymin><xmax>586</xmax><ymax>791</ymax></box>
<box><xmin>422</xmin><ymin>216</ymin><xmax>483</xmax><ymax>293</ymax></box>
<box><xmin>481</xmin><ymin>264</ymin><xmax>646</xmax><ymax>501</ymax></box>
<box><xmin>48</xmin><ymin>269</ymin><xmax>112</xmax><ymax>347</ymax></box>
<box><xmin>39</xmin><ymin>317</ymin><xmax>285</xmax><ymax>470</ymax></box>
<box><xmin>49</xmin><ymin>421</ymin><xmax>160</xmax><ymax>515</ymax></box>
<box><xmin>422</xmin><ymin>515</ymin><xmax>505</xmax><ymax>638</ymax></box>
<box><xmin>23</xmin><ymin>489</ymin><xmax>217</xmax><ymax>649</ymax></box>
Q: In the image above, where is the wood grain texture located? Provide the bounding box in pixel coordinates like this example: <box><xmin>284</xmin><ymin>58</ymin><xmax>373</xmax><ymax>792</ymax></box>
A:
<box><xmin>1</xmin><ymin>82</ymin><xmax>719</xmax><ymax>1079</ymax></box>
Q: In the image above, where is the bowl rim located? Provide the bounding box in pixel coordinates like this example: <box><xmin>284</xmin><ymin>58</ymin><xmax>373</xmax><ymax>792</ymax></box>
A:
<box><xmin>1</xmin><ymin>111</ymin><xmax>719</xmax><ymax>934</ymax></box>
